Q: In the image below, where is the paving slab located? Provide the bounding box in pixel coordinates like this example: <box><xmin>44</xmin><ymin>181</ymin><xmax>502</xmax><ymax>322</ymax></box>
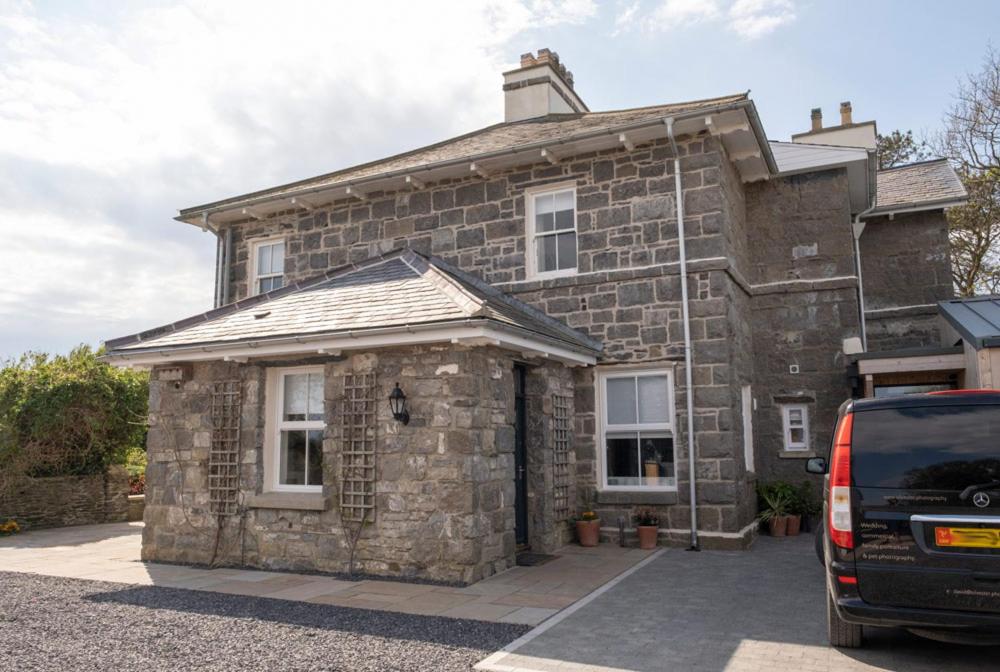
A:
<box><xmin>0</xmin><ymin>521</ymin><xmax>652</xmax><ymax>625</ymax></box>
<box><xmin>478</xmin><ymin>534</ymin><xmax>1000</xmax><ymax>672</ymax></box>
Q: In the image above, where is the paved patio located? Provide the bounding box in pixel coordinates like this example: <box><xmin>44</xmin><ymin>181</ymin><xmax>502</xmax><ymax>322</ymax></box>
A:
<box><xmin>478</xmin><ymin>533</ymin><xmax>1000</xmax><ymax>672</ymax></box>
<box><xmin>0</xmin><ymin>522</ymin><xmax>653</xmax><ymax>626</ymax></box>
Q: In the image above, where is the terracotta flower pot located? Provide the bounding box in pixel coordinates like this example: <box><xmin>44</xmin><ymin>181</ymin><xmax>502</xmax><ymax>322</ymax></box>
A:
<box><xmin>576</xmin><ymin>519</ymin><xmax>600</xmax><ymax>547</ymax></box>
<box><xmin>768</xmin><ymin>515</ymin><xmax>788</xmax><ymax>537</ymax></box>
<box><xmin>637</xmin><ymin>525</ymin><xmax>658</xmax><ymax>550</ymax></box>
<box><xmin>786</xmin><ymin>514</ymin><xmax>802</xmax><ymax>537</ymax></box>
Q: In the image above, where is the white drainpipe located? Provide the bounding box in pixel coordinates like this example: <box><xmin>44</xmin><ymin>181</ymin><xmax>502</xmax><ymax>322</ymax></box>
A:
<box><xmin>665</xmin><ymin>118</ymin><xmax>699</xmax><ymax>551</ymax></box>
<box><xmin>852</xmin><ymin>204</ymin><xmax>877</xmax><ymax>352</ymax></box>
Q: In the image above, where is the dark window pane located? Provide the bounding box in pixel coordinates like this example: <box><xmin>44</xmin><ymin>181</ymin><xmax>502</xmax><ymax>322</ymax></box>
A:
<box><xmin>537</xmin><ymin>234</ymin><xmax>557</xmax><ymax>272</ymax></box>
<box><xmin>606</xmin><ymin>433</ymin><xmax>639</xmax><ymax>487</ymax></box>
<box><xmin>852</xmin><ymin>405</ymin><xmax>1000</xmax><ymax>489</ymax></box>
<box><xmin>557</xmin><ymin>232</ymin><xmax>577</xmax><ymax>270</ymax></box>
<box><xmin>307</xmin><ymin>430</ymin><xmax>323</xmax><ymax>486</ymax></box>
<box><xmin>536</xmin><ymin>212</ymin><xmax>555</xmax><ymax>233</ymax></box>
<box><xmin>640</xmin><ymin>434</ymin><xmax>674</xmax><ymax>487</ymax></box>
<box><xmin>280</xmin><ymin>430</ymin><xmax>307</xmax><ymax>485</ymax></box>
<box><xmin>555</xmin><ymin>208</ymin><xmax>575</xmax><ymax>230</ymax></box>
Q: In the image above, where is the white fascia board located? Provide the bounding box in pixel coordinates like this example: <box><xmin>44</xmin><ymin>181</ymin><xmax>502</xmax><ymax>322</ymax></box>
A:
<box><xmin>857</xmin><ymin>353</ymin><xmax>965</xmax><ymax>375</ymax></box>
<box><xmin>104</xmin><ymin>325</ymin><xmax>597</xmax><ymax>368</ymax></box>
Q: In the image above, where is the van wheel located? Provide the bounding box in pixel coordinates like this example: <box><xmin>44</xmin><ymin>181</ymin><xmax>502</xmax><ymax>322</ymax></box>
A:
<box><xmin>827</xmin><ymin>590</ymin><xmax>863</xmax><ymax>648</ymax></box>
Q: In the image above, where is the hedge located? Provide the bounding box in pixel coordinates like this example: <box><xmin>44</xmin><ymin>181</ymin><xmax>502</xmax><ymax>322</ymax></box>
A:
<box><xmin>0</xmin><ymin>346</ymin><xmax>148</xmax><ymax>496</ymax></box>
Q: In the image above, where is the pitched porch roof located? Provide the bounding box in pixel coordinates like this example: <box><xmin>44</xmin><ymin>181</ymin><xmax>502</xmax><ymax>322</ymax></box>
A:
<box><xmin>103</xmin><ymin>249</ymin><xmax>601</xmax><ymax>367</ymax></box>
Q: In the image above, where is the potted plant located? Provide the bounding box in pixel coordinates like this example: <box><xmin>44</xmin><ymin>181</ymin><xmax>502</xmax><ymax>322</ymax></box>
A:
<box><xmin>634</xmin><ymin>509</ymin><xmax>660</xmax><ymax>550</ymax></box>
<box><xmin>575</xmin><ymin>510</ymin><xmax>600</xmax><ymax>547</ymax></box>
<box><xmin>793</xmin><ymin>481</ymin><xmax>821</xmax><ymax>533</ymax></box>
<box><xmin>757</xmin><ymin>487</ymin><xmax>792</xmax><ymax>537</ymax></box>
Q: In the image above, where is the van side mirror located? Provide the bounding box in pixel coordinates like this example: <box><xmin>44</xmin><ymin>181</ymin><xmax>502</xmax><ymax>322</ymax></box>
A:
<box><xmin>805</xmin><ymin>457</ymin><xmax>828</xmax><ymax>475</ymax></box>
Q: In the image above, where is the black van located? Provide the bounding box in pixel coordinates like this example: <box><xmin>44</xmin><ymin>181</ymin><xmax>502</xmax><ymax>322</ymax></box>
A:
<box><xmin>807</xmin><ymin>391</ymin><xmax>1000</xmax><ymax>648</ymax></box>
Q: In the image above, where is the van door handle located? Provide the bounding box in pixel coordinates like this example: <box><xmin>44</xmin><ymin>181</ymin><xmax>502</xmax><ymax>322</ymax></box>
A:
<box><xmin>972</xmin><ymin>572</ymin><xmax>1000</xmax><ymax>583</ymax></box>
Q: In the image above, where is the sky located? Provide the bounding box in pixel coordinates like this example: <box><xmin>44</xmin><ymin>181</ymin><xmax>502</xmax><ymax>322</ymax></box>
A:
<box><xmin>1</xmin><ymin>0</ymin><xmax>998</xmax><ymax>360</ymax></box>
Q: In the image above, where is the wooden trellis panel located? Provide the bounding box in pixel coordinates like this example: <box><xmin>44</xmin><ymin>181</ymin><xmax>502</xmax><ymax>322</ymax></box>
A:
<box><xmin>209</xmin><ymin>381</ymin><xmax>242</xmax><ymax>516</ymax></box>
<box><xmin>552</xmin><ymin>394</ymin><xmax>572</xmax><ymax>520</ymax></box>
<box><xmin>341</xmin><ymin>373</ymin><xmax>377</xmax><ymax>522</ymax></box>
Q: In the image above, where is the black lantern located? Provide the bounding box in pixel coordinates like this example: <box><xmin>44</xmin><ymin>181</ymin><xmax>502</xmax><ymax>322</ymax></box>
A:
<box><xmin>388</xmin><ymin>382</ymin><xmax>410</xmax><ymax>425</ymax></box>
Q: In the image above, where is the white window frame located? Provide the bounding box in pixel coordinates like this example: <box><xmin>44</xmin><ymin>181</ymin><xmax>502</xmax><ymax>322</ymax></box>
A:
<box><xmin>525</xmin><ymin>182</ymin><xmax>578</xmax><ymax>281</ymax></box>
<box><xmin>781</xmin><ymin>404</ymin><xmax>810</xmax><ymax>452</ymax></box>
<box><xmin>264</xmin><ymin>365</ymin><xmax>325</xmax><ymax>493</ymax></box>
<box><xmin>741</xmin><ymin>385</ymin><xmax>755</xmax><ymax>472</ymax></box>
<box><xmin>597</xmin><ymin>367</ymin><xmax>677</xmax><ymax>492</ymax></box>
<box><xmin>250</xmin><ymin>236</ymin><xmax>286</xmax><ymax>296</ymax></box>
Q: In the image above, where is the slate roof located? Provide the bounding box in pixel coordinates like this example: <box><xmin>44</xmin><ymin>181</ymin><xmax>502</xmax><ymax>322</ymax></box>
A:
<box><xmin>178</xmin><ymin>93</ymin><xmax>751</xmax><ymax>216</ymax></box>
<box><xmin>104</xmin><ymin>249</ymin><xmax>601</xmax><ymax>356</ymax></box>
<box><xmin>872</xmin><ymin>158</ymin><xmax>967</xmax><ymax>214</ymax></box>
<box><xmin>938</xmin><ymin>296</ymin><xmax>1000</xmax><ymax>350</ymax></box>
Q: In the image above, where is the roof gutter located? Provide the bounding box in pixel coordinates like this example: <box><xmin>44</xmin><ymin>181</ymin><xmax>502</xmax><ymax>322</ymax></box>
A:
<box><xmin>177</xmin><ymin>99</ymin><xmax>776</xmax><ymax>223</ymax></box>
<box><xmin>862</xmin><ymin>198</ymin><xmax>968</xmax><ymax>219</ymax></box>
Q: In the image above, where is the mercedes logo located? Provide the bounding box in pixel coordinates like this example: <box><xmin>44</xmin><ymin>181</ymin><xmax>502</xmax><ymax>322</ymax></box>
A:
<box><xmin>973</xmin><ymin>492</ymin><xmax>991</xmax><ymax>508</ymax></box>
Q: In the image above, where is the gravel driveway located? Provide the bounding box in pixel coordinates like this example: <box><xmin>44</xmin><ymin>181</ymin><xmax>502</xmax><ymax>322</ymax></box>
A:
<box><xmin>0</xmin><ymin>571</ymin><xmax>528</xmax><ymax>671</ymax></box>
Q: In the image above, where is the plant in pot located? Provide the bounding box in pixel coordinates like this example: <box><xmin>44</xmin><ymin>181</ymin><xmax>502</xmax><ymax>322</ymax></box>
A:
<box><xmin>757</xmin><ymin>488</ymin><xmax>793</xmax><ymax>537</ymax></box>
<box><xmin>575</xmin><ymin>510</ymin><xmax>600</xmax><ymax>547</ymax></box>
<box><xmin>793</xmin><ymin>481</ymin><xmax>821</xmax><ymax>533</ymax></box>
<box><xmin>634</xmin><ymin>509</ymin><xmax>660</xmax><ymax>550</ymax></box>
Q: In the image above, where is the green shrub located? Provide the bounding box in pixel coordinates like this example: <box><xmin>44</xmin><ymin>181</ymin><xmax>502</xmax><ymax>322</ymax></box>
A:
<box><xmin>0</xmin><ymin>346</ymin><xmax>148</xmax><ymax>495</ymax></box>
<box><xmin>757</xmin><ymin>480</ymin><xmax>820</xmax><ymax>517</ymax></box>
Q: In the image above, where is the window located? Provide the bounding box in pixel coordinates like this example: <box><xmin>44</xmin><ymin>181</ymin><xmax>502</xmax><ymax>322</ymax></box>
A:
<box><xmin>527</xmin><ymin>185</ymin><xmax>577</xmax><ymax>279</ymax></box>
<box><xmin>270</xmin><ymin>367</ymin><xmax>325</xmax><ymax>491</ymax></box>
<box><xmin>781</xmin><ymin>404</ymin><xmax>810</xmax><ymax>452</ymax></box>
<box><xmin>252</xmin><ymin>238</ymin><xmax>285</xmax><ymax>294</ymax></box>
<box><xmin>599</xmin><ymin>369</ymin><xmax>675</xmax><ymax>490</ymax></box>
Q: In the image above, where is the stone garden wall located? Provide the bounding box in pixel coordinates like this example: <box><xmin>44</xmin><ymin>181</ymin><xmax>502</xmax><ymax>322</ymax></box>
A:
<box><xmin>0</xmin><ymin>466</ymin><xmax>129</xmax><ymax>530</ymax></box>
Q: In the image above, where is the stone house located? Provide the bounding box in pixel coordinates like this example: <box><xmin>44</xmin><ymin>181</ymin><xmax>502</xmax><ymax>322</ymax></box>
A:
<box><xmin>105</xmin><ymin>49</ymin><xmax>966</xmax><ymax>584</ymax></box>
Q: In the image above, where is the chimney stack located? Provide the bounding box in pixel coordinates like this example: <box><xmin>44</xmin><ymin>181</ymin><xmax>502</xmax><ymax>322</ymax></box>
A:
<box><xmin>503</xmin><ymin>48</ymin><xmax>588</xmax><ymax>122</ymax></box>
<box><xmin>840</xmin><ymin>101</ymin><xmax>853</xmax><ymax>125</ymax></box>
<box><xmin>810</xmin><ymin>108</ymin><xmax>823</xmax><ymax>131</ymax></box>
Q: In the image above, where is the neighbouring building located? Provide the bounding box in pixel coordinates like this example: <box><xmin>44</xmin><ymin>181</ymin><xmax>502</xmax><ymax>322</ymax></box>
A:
<box><xmin>104</xmin><ymin>50</ymin><xmax>967</xmax><ymax>584</ymax></box>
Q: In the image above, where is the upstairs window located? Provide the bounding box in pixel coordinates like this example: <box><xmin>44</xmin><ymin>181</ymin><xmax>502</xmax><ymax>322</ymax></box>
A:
<box><xmin>527</xmin><ymin>185</ymin><xmax>577</xmax><ymax>279</ymax></box>
<box><xmin>781</xmin><ymin>404</ymin><xmax>810</xmax><ymax>452</ymax></box>
<box><xmin>252</xmin><ymin>238</ymin><xmax>285</xmax><ymax>294</ymax></box>
<box><xmin>599</xmin><ymin>369</ymin><xmax>676</xmax><ymax>490</ymax></box>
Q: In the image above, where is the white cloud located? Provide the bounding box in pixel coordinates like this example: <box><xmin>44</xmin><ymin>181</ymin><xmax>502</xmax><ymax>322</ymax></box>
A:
<box><xmin>614</xmin><ymin>0</ymin><xmax>795</xmax><ymax>38</ymax></box>
<box><xmin>727</xmin><ymin>0</ymin><xmax>796</xmax><ymax>38</ymax></box>
<box><xmin>0</xmin><ymin>0</ymin><xmax>595</xmax><ymax>358</ymax></box>
<box><xmin>648</xmin><ymin>0</ymin><xmax>720</xmax><ymax>29</ymax></box>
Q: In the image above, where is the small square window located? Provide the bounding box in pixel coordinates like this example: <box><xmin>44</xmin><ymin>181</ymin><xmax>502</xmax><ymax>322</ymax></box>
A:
<box><xmin>782</xmin><ymin>404</ymin><xmax>810</xmax><ymax>452</ymax></box>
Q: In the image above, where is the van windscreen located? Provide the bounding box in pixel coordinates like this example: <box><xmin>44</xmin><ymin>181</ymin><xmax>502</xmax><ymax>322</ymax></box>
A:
<box><xmin>851</xmin><ymin>405</ymin><xmax>1000</xmax><ymax>489</ymax></box>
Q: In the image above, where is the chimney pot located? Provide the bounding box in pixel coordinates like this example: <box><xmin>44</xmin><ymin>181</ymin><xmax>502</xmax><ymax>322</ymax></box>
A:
<box><xmin>520</xmin><ymin>52</ymin><xmax>536</xmax><ymax>68</ymax></box>
<box><xmin>840</xmin><ymin>101</ymin><xmax>853</xmax><ymax>126</ymax></box>
<box><xmin>810</xmin><ymin>107</ymin><xmax>823</xmax><ymax>131</ymax></box>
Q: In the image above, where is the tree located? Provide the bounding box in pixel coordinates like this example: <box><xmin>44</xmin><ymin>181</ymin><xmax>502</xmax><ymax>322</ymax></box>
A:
<box><xmin>936</xmin><ymin>47</ymin><xmax>1000</xmax><ymax>296</ymax></box>
<box><xmin>876</xmin><ymin>129</ymin><xmax>929</xmax><ymax>169</ymax></box>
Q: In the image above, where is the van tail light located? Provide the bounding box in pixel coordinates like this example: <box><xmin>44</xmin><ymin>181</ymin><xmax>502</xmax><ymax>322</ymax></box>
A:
<box><xmin>829</xmin><ymin>412</ymin><xmax>854</xmax><ymax>550</ymax></box>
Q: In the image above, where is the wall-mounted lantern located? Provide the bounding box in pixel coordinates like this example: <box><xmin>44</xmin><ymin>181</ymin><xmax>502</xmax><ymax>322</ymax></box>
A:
<box><xmin>388</xmin><ymin>382</ymin><xmax>410</xmax><ymax>425</ymax></box>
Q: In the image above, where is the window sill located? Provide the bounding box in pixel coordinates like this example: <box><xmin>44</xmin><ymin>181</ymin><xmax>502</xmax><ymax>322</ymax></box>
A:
<box><xmin>778</xmin><ymin>450</ymin><xmax>817</xmax><ymax>460</ymax></box>
<box><xmin>596</xmin><ymin>490</ymin><xmax>679</xmax><ymax>505</ymax></box>
<box><xmin>246</xmin><ymin>491</ymin><xmax>328</xmax><ymax>511</ymax></box>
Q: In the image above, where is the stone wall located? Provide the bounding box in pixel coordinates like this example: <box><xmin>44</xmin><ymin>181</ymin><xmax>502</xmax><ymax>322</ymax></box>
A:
<box><xmin>745</xmin><ymin>170</ymin><xmax>860</xmax><ymax>487</ymax></box>
<box><xmin>860</xmin><ymin>210</ymin><xmax>954</xmax><ymax>352</ymax></box>
<box><xmin>0</xmin><ymin>466</ymin><xmax>129</xmax><ymax>530</ymax></box>
<box><xmin>143</xmin><ymin>346</ymin><xmax>573</xmax><ymax>584</ymax></box>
